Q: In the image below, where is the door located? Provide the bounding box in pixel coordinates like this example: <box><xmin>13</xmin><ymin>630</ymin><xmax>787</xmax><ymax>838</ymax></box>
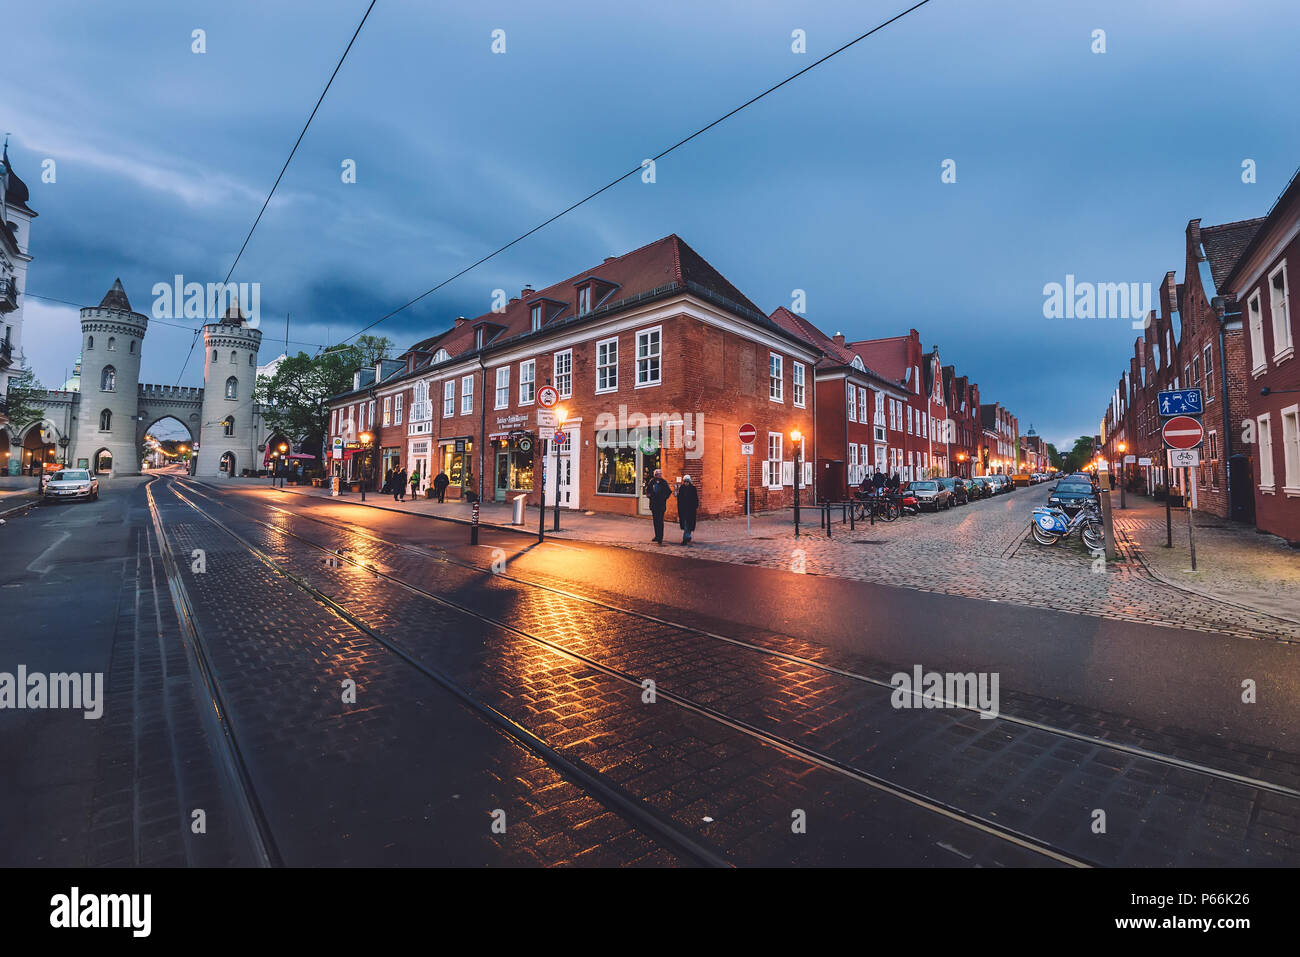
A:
<box><xmin>542</xmin><ymin>428</ymin><xmax>579</xmax><ymax>509</ymax></box>
<box><xmin>495</xmin><ymin>450</ymin><xmax>510</xmax><ymax>502</ymax></box>
<box><xmin>636</xmin><ymin>444</ymin><xmax>662</xmax><ymax>515</ymax></box>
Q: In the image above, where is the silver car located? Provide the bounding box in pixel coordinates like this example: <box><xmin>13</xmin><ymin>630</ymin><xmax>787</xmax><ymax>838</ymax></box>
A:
<box><xmin>43</xmin><ymin>468</ymin><xmax>99</xmax><ymax>502</ymax></box>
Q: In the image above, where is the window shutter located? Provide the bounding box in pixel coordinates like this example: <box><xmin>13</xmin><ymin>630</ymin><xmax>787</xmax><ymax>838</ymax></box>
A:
<box><xmin>781</xmin><ymin>461</ymin><xmax>795</xmax><ymax>486</ymax></box>
<box><xmin>803</xmin><ymin>462</ymin><xmax>813</xmax><ymax>486</ymax></box>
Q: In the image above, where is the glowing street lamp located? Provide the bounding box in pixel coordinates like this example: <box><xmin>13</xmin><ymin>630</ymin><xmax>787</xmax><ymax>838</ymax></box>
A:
<box><xmin>359</xmin><ymin>431</ymin><xmax>374</xmax><ymax>501</ymax></box>
<box><xmin>790</xmin><ymin>429</ymin><xmax>803</xmax><ymax>536</ymax></box>
<box><xmin>1117</xmin><ymin>441</ymin><xmax>1128</xmax><ymax>509</ymax></box>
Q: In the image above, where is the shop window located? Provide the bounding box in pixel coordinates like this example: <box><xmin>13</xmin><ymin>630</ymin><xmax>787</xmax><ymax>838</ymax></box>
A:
<box><xmin>596</xmin><ymin>446</ymin><xmax>636</xmax><ymax>495</ymax></box>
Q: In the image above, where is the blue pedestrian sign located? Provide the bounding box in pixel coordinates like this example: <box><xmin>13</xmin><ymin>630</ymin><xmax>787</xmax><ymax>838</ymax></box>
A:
<box><xmin>1157</xmin><ymin>388</ymin><xmax>1203</xmax><ymax>416</ymax></box>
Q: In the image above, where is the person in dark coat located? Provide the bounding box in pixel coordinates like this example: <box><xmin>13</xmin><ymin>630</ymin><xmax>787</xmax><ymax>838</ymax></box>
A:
<box><xmin>872</xmin><ymin>468</ymin><xmax>886</xmax><ymax>491</ymax></box>
<box><xmin>675</xmin><ymin>474</ymin><xmax>699</xmax><ymax>545</ymax></box>
<box><xmin>394</xmin><ymin>467</ymin><xmax>407</xmax><ymax>502</ymax></box>
<box><xmin>645</xmin><ymin>468</ymin><xmax>673</xmax><ymax>544</ymax></box>
<box><xmin>382</xmin><ymin>466</ymin><xmax>393</xmax><ymax>495</ymax></box>
<box><xmin>433</xmin><ymin>470</ymin><xmax>450</xmax><ymax>503</ymax></box>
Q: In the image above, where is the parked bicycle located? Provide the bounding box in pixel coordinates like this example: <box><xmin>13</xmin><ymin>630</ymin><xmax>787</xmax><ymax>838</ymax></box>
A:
<box><xmin>852</xmin><ymin>489</ymin><xmax>900</xmax><ymax>522</ymax></box>
<box><xmin>1030</xmin><ymin>499</ymin><xmax>1105</xmax><ymax>550</ymax></box>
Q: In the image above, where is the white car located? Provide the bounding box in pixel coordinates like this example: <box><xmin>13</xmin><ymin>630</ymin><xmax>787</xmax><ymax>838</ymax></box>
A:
<box><xmin>43</xmin><ymin>468</ymin><xmax>99</xmax><ymax>502</ymax></box>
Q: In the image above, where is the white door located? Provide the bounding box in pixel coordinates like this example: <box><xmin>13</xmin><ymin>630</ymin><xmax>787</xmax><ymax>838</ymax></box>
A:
<box><xmin>543</xmin><ymin>428</ymin><xmax>579</xmax><ymax>509</ymax></box>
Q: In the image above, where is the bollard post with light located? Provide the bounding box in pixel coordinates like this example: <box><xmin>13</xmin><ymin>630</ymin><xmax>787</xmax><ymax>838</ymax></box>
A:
<box><xmin>358</xmin><ymin>434</ymin><xmax>373</xmax><ymax>501</ymax></box>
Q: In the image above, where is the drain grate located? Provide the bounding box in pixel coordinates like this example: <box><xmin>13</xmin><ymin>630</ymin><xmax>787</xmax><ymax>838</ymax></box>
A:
<box><xmin>852</xmin><ymin>540</ymin><xmax>887</xmax><ymax>545</ymax></box>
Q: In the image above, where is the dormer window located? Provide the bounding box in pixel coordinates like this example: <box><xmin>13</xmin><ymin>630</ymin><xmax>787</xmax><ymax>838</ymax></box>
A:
<box><xmin>433</xmin><ymin>348</ymin><xmax>450</xmax><ymax>363</ymax></box>
<box><xmin>578</xmin><ymin>286</ymin><xmax>591</xmax><ymax>316</ymax></box>
<box><xmin>531</xmin><ymin>303</ymin><xmax>543</xmax><ymax>331</ymax></box>
<box><xmin>475</xmin><ymin>326</ymin><xmax>485</xmax><ymax>350</ymax></box>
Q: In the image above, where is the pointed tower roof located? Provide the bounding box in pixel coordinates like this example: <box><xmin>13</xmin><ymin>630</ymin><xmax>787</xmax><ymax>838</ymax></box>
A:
<box><xmin>98</xmin><ymin>278</ymin><xmax>133</xmax><ymax>312</ymax></box>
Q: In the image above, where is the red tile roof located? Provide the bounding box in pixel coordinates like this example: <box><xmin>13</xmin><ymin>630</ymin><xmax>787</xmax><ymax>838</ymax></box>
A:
<box><xmin>1201</xmin><ymin>217</ymin><xmax>1265</xmax><ymax>292</ymax></box>
<box><xmin>847</xmin><ymin>335</ymin><xmax>909</xmax><ymax>384</ymax></box>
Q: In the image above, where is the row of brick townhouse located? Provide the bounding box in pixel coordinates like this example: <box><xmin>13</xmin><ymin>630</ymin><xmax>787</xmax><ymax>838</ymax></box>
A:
<box><xmin>1098</xmin><ymin>182</ymin><xmax>1300</xmax><ymax>544</ymax></box>
<box><xmin>325</xmin><ymin>235</ymin><xmax>1027</xmax><ymax>521</ymax></box>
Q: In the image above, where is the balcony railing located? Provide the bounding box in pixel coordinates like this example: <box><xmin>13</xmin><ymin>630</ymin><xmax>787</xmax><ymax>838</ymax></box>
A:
<box><xmin>0</xmin><ymin>278</ymin><xmax>16</xmax><ymax>312</ymax></box>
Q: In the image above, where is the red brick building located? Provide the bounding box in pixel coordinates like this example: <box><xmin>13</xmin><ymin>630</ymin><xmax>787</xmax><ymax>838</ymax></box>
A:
<box><xmin>849</xmin><ymin>331</ymin><xmax>950</xmax><ymax>481</ymax></box>
<box><xmin>1223</xmin><ymin>169</ymin><xmax>1300</xmax><ymax>544</ymax></box>
<box><xmin>326</xmin><ymin>235</ymin><xmax>819</xmax><ymax>520</ymax></box>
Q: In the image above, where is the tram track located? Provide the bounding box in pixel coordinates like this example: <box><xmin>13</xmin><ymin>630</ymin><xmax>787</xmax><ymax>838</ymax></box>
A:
<box><xmin>148</xmin><ymin>477</ymin><xmax>723</xmax><ymax>867</ymax></box>
<box><xmin>179</xmin><ymin>477</ymin><xmax>1300</xmax><ymax>805</ymax></box>
<box><xmin>168</xmin><ymin>477</ymin><xmax>1105</xmax><ymax>867</ymax></box>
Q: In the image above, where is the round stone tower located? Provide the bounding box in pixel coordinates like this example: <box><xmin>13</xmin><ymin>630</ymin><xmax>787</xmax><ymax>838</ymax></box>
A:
<box><xmin>195</xmin><ymin>303</ymin><xmax>262</xmax><ymax>478</ymax></box>
<box><xmin>72</xmin><ymin>279</ymin><xmax>147</xmax><ymax>475</ymax></box>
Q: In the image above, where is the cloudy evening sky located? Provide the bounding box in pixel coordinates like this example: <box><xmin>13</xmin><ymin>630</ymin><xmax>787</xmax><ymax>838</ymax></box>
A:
<box><xmin>5</xmin><ymin>0</ymin><xmax>1300</xmax><ymax>447</ymax></box>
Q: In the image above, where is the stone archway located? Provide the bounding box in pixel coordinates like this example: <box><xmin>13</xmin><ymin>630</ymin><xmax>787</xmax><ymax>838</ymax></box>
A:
<box><xmin>141</xmin><ymin>414</ymin><xmax>196</xmax><ymax>471</ymax></box>
<box><xmin>93</xmin><ymin>448</ymin><xmax>114</xmax><ymax>475</ymax></box>
<box><xmin>219</xmin><ymin>450</ymin><xmax>236</xmax><ymax>476</ymax></box>
<box><xmin>20</xmin><ymin>423</ymin><xmax>56</xmax><ymax>476</ymax></box>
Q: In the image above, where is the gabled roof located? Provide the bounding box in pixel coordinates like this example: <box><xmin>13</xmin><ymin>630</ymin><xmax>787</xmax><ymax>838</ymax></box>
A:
<box><xmin>766</xmin><ymin>307</ymin><xmax>897</xmax><ymax>388</ymax></box>
<box><xmin>1201</xmin><ymin>218</ymin><xmax>1265</xmax><ymax>293</ymax></box>
<box><xmin>848</xmin><ymin>335</ymin><xmax>910</xmax><ymax>385</ymax></box>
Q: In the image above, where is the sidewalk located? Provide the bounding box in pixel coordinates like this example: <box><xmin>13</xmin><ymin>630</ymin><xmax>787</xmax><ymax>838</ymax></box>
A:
<box><xmin>1113</xmin><ymin>493</ymin><xmax>1300</xmax><ymax>625</ymax></box>
<box><xmin>210</xmin><ymin>475</ymin><xmax>809</xmax><ymax>543</ymax></box>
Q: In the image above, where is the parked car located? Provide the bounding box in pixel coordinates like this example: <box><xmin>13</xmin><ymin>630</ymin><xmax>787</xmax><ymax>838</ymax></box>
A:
<box><xmin>968</xmin><ymin>477</ymin><xmax>992</xmax><ymax>499</ymax></box>
<box><xmin>43</xmin><ymin>468</ymin><xmax>99</xmax><ymax>503</ymax></box>
<box><xmin>904</xmin><ymin>479</ymin><xmax>952</xmax><ymax>511</ymax></box>
<box><xmin>939</xmin><ymin>477</ymin><xmax>968</xmax><ymax>505</ymax></box>
<box><xmin>1046</xmin><ymin>477</ymin><xmax>1097</xmax><ymax>515</ymax></box>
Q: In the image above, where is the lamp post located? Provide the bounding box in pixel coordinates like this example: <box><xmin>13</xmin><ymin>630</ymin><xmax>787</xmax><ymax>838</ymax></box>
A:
<box><xmin>358</xmin><ymin>433</ymin><xmax>372</xmax><ymax>501</ymax></box>
<box><xmin>552</xmin><ymin>408</ymin><xmax>567</xmax><ymax>532</ymax></box>
<box><xmin>277</xmin><ymin>443</ymin><xmax>289</xmax><ymax>488</ymax></box>
<box><xmin>1117</xmin><ymin>441</ymin><xmax>1127</xmax><ymax>509</ymax></box>
<box><xmin>791</xmin><ymin>429</ymin><xmax>803</xmax><ymax>537</ymax></box>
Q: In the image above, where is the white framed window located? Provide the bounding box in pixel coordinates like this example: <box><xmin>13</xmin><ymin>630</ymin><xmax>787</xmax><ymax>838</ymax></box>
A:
<box><xmin>331</xmin><ymin>409</ymin><xmax>338</xmax><ymax>436</ymax></box>
<box><xmin>443</xmin><ymin>380</ymin><xmax>455</xmax><ymax>417</ymax></box>
<box><xmin>1282</xmin><ymin>404</ymin><xmax>1300</xmax><ymax>493</ymax></box>
<box><xmin>460</xmin><ymin>374</ymin><xmax>473</xmax><ymax>415</ymax></box>
<box><xmin>596</xmin><ymin>337</ymin><xmax>618</xmax><ymax>393</ymax></box>
<box><xmin>1204</xmin><ymin>345</ymin><xmax>1214</xmax><ymax>401</ymax></box>
<box><xmin>495</xmin><ymin>367</ymin><xmax>509</xmax><ymax>409</ymax></box>
<box><xmin>578</xmin><ymin>285</ymin><xmax>591</xmax><ymax>316</ymax></box>
<box><xmin>1258</xmin><ymin>413</ymin><xmax>1275</xmax><ymax>490</ymax></box>
<box><xmin>554</xmin><ymin>349</ymin><xmax>572</xmax><ymax>398</ymax></box>
<box><xmin>368</xmin><ymin>400</ymin><xmax>375</xmax><ymax>430</ymax></box>
<box><xmin>769</xmin><ymin>353</ymin><xmax>784</xmax><ymax>402</ymax></box>
<box><xmin>636</xmin><ymin>327</ymin><xmax>661</xmax><ymax>387</ymax></box>
<box><xmin>519</xmin><ymin>359</ymin><xmax>536</xmax><ymax>405</ymax></box>
<box><xmin>858</xmin><ymin>388</ymin><xmax>867</xmax><ymax>424</ymax></box>
<box><xmin>907</xmin><ymin>406</ymin><xmax>914</xmax><ymax>435</ymax></box>
<box><xmin>1269</xmin><ymin>262</ymin><xmax>1293</xmax><ymax>360</ymax></box>
<box><xmin>793</xmin><ymin>362</ymin><xmax>805</xmax><ymax>408</ymax></box>
<box><xmin>394</xmin><ymin>394</ymin><xmax>403</xmax><ymax>425</ymax></box>
<box><xmin>1248</xmin><ymin>290</ymin><xmax>1266</xmax><ymax>374</ymax></box>
<box><xmin>847</xmin><ymin>382</ymin><xmax>857</xmax><ymax>422</ymax></box>
<box><xmin>766</xmin><ymin>432</ymin><xmax>783</xmax><ymax>489</ymax></box>
<box><xmin>383</xmin><ymin>396</ymin><xmax>392</xmax><ymax>426</ymax></box>
<box><xmin>874</xmin><ymin>391</ymin><xmax>885</xmax><ymax>425</ymax></box>
<box><xmin>531</xmin><ymin>303</ymin><xmax>543</xmax><ymax>332</ymax></box>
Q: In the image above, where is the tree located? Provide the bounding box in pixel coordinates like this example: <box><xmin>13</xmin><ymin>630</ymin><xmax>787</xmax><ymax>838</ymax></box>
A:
<box><xmin>255</xmin><ymin>336</ymin><xmax>394</xmax><ymax>461</ymax></box>
<box><xmin>1046</xmin><ymin>443</ymin><xmax>1062</xmax><ymax>470</ymax></box>
<box><xmin>1060</xmin><ymin>435</ymin><xmax>1096</xmax><ymax>473</ymax></box>
<box><xmin>2</xmin><ymin>360</ymin><xmax>46</xmax><ymax>431</ymax></box>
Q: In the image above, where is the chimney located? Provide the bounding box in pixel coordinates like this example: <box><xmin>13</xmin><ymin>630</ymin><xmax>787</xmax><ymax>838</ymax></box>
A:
<box><xmin>832</xmin><ymin>332</ymin><xmax>846</xmax><ymax>347</ymax></box>
<box><xmin>604</xmin><ymin>256</ymin><xmax>616</xmax><ymax>263</ymax></box>
<box><xmin>522</xmin><ymin>285</ymin><xmax>534</xmax><ymax>298</ymax></box>
<box><xmin>454</xmin><ymin>316</ymin><xmax>468</xmax><ymax>328</ymax></box>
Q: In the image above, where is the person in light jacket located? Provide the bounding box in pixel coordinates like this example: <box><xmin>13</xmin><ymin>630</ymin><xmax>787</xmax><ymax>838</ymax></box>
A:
<box><xmin>675</xmin><ymin>474</ymin><xmax>699</xmax><ymax>545</ymax></box>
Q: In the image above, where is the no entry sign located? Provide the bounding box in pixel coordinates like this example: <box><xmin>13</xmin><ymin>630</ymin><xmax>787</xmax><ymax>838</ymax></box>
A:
<box><xmin>1162</xmin><ymin>415</ymin><xmax>1204</xmax><ymax>450</ymax></box>
<box><xmin>738</xmin><ymin>422</ymin><xmax>757</xmax><ymax>444</ymax></box>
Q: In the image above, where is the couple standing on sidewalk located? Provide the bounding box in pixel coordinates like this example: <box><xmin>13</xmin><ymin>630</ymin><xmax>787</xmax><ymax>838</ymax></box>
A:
<box><xmin>646</xmin><ymin>469</ymin><xmax>699</xmax><ymax>545</ymax></box>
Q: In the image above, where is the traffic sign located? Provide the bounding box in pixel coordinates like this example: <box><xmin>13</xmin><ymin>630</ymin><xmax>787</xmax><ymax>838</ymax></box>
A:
<box><xmin>536</xmin><ymin>409</ymin><xmax>557</xmax><ymax>430</ymax></box>
<box><xmin>553</xmin><ymin>430</ymin><xmax>568</xmax><ymax>445</ymax></box>
<box><xmin>1162</xmin><ymin>415</ymin><xmax>1204</xmax><ymax>450</ymax></box>
<box><xmin>537</xmin><ymin>386</ymin><xmax>559</xmax><ymax>409</ymax></box>
<box><xmin>1157</xmin><ymin>389</ymin><xmax>1203</xmax><ymax>416</ymax></box>
<box><xmin>741</xmin><ymin>442</ymin><xmax>754</xmax><ymax>456</ymax></box>
<box><xmin>738</xmin><ymin>422</ymin><xmax>757</xmax><ymax>444</ymax></box>
<box><xmin>1168</xmin><ymin>449</ymin><xmax>1200</xmax><ymax>468</ymax></box>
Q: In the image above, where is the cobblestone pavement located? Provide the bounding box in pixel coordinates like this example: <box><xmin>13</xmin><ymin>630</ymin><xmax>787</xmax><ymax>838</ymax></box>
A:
<box><xmin>1113</xmin><ymin>496</ymin><xmax>1300</xmax><ymax>626</ymax></box>
<box><xmin>604</xmin><ymin>486</ymin><xmax>1300</xmax><ymax>643</ymax></box>
<box><xmin>150</xmin><ymin>481</ymin><xmax>685</xmax><ymax>867</ymax></box>
<box><xmin>172</xmin><ymin>477</ymin><xmax>1300</xmax><ymax>867</ymax></box>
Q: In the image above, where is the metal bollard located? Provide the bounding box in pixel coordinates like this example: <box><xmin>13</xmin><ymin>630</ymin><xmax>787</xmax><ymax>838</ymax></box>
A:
<box><xmin>471</xmin><ymin>500</ymin><xmax>480</xmax><ymax>545</ymax></box>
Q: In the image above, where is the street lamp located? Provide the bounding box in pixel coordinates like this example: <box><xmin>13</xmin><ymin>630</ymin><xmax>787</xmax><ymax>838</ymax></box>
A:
<box><xmin>790</xmin><ymin>428</ymin><xmax>803</xmax><ymax>537</ymax></box>
<box><xmin>1117</xmin><ymin>441</ymin><xmax>1127</xmax><ymax>509</ymax></box>
<box><xmin>358</xmin><ymin>432</ymin><xmax>373</xmax><ymax>501</ymax></box>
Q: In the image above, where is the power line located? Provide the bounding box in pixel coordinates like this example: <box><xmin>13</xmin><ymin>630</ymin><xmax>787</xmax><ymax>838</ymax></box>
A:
<box><xmin>339</xmin><ymin>0</ymin><xmax>935</xmax><ymax>344</ymax></box>
<box><xmin>174</xmin><ymin>0</ymin><xmax>378</xmax><ymax>383</ymax></box>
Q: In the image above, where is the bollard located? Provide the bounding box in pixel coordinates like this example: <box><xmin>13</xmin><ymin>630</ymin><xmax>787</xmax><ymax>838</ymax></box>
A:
<box><xmin>849</xmin><ymin>501</ymin><xmax>855</xmax><ymax>530</ymax></box>
<box><xmin>471</xmin><ymin>500</ymin><xmax>480</xmax><ymax>545</ymax></box>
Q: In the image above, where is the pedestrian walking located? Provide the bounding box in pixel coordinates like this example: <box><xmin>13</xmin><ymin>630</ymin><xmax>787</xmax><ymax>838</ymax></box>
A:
<box><xmin>409</xmin><ymin>468</ymin><xmax>421</xmax><ymax>500</ymax></box>
<box><xmin>645</xmin><ymin>468</ymin><xmax>673</xmax><ymax>544</ymax></box>
<box><xmin>395</xmin><ymin>467</ymin><xmax>407</xmax><ymax>502</ymax></box>
<box><xmin>675</xmin><ymin>474</ymin><xmax>699</xmax><ymax>545</ymax></box>
<box><xmin>433</xmin><ymin>469</ymin><xmax>449</xmax><ymax>503</ymax></box>
<box><xmin>382</xmin><ymin>467</ymin><xmax>393</xmax><ymax>495</ymax></box>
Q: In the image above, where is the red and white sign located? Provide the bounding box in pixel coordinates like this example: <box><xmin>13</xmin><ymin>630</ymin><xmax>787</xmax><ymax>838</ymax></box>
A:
<box><xmin>537</xmin><ymin>386</ymin><xmax>559</xmax><ymax>409</ymax></box>
<box><xmin>553</xmin><ymin>430</ymin><xmax>568</xmax><ymax>445</ymax></box>
<box><xmin>1162</xmin><ymin>415</ymin><xmax>1203</xmax><ymax>450</ymax></box>
<box><xmin>738</xmin><ymin>422</ymin><xmax>757</xmax><ymax>444</ymax></box>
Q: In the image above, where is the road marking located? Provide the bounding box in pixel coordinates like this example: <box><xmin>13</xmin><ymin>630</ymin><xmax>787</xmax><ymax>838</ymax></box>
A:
<box><xmin>26</xmin><ymin>531</ymin><xmax>70</xmax><ymax>575</ymax></box>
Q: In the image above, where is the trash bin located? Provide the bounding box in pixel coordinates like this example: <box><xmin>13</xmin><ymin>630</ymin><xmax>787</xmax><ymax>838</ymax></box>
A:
<box><xmin>512</xmin><ymin>493</ymin><xmax>527</xmax><ymax>525</ymax></box>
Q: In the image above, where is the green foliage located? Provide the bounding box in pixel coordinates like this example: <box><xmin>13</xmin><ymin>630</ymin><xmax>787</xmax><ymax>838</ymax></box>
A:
<box><xmin>255</xmin><ymin>336</ymin><xmax>394</xmax><ymax>458</ymax></box>
<box><xmin>1060</xmin><ymin>435</ymin><xmax>1096</xmax><ymax>473</ymax></box>
<box><xmin>1045</xmin><ymin>442</ymin><xmax>1062</xmax><ymax>469</ymax></box>
<box><xmin>2</xmin><ymin>360</ymin><xmax>46</xmax><ymax>430</ymax></box>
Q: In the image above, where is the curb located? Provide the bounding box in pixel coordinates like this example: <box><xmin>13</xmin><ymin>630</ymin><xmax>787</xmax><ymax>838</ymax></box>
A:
<box><xmin>1116</xmin><ymin>528</ymin><xmax>1300</xmax><ymax>629</ymax></box>
<box><xmin>0</xmin><ymin>492</ymin><xmax>38</xmax><ymax>519</ymax></box>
